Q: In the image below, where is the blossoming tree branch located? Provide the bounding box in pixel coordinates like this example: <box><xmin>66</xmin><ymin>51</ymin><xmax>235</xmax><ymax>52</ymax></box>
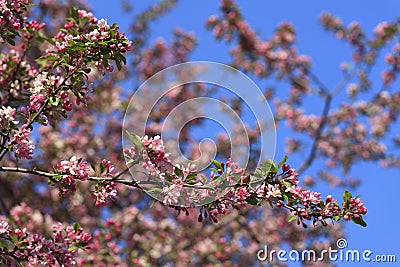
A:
<box><xmin>2</xmin><ymin>0</ymin><xmax>399</xmax><ymax>265</ymax></box>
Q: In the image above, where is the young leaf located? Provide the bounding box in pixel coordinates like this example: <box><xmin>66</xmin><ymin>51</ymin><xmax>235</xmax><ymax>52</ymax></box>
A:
<box><xmin>100</xmin><ymin>162</ymin><xmax>105</xmax><ymax>174</ymax></box>
<box><xmin>90</xmin><ymin>163</ymin><xmax>97</xmax><ymax>173</ymax></box>
<box><xmin>126</xmin><ymin>131</ymin><xmax>142</xmax><ymax>151</ymax></box>
<box><xmin>174</xmin><ymin>167</ymin><xmax>183</xmax><ymax>177</ymax></box>
<box><xmin>278</xmin><ymin>155</ymin><xmax>289</xmax><ymax>169</ymax></box>
<box><xmin>352</xmin><ymin>217</ymin><xmax>367</xmax><ymax>227</ymax></box>
<box><xmin>254</xmin><ymin>160</ymin><xmax>277</xmax><ymax>178</ymax></box>
<box><xmin>246</xmin><ymin>197</ymin><xmax>261</xmax><ymax>206</ymax></box>
<box><xmin>165</xmin><ymin>173</ymin><xmax>173</xmax><ymax>183</ymax></box>
<box><xmin>211</xmin><ymin>160</ymin><xmax>222</xmax><ymax>170</ymax></box>
<box><xmin>288</xmin><ymin>215</ymin><xmax>298</xmax><ymax>222</ymax></box>
<box><xmin>186</xmin><ymin>173</ymin><xmax>197</xmax><ymax>182</ymax></box>
<box><xmin>73</xmin><ymin>222</ymin><xmax>80</xmax><ymax>232</ymax></box>
<box><xmin>150</xmin><ymin>200</ymin><xmax>157</xmax><ymax>208</ymax></box>
<box><xmin>68</xmin><ymin>245</ymin><xmax>78</xmax><ymax>252</ymax></box>
<box><xmin>343</xmin><ymin>190</ymin><xmax>352</xmax><ymax>204</ymax></box>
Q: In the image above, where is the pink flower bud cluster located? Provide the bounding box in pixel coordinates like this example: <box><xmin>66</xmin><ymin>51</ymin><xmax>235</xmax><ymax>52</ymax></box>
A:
<box><xmin>135</xmin><ymin>29</ymin><xmax>197</xmax><ymax>81</ymax></box>
<box><xmin>8</xmin><ymin>124</ymin><xmax>34</xmax><ymax>159</ymax></box>
<box><xmin>101</xmin><ymin>159</ymin><xmax>119</xmax><ymax>177</ymax></box>
<box><xmin>320</xmin><ymin>13</ymin><xmax>367</xmax><ymax>62</ymax></box>
<box><xmin>141</xmin><ymin>135</ymin><xmax>173</xmax><ymax>176</ymax></box>
<box><xmin>206</xmin><ymin>0</ymin><xmax>311</xmax><ymax>79</ymax></box>
<box><xmin>0</xmin><ymin>219</ymin><xmax>91</xmax><ymax>267</ymax></box>
<box><xmin>56</xmin><ymin>156</ymin><xmax>89</xmax><ymax>196</ymax></box>
<box><xmin>0</xmin><ymin>50</ymin><xmax>38</xmax><ymax>105</ymax></box>
<box><xmin>343</xmin><ymin>197</ymin><xmax>367</xmax><ymax>221</ymax></box>
<box><xmin>92</xmin><ymin>181</ymin><xmax>117</xmax><ymax>207</ymax></box>
<box><xmin>197</xmin><ymin>161</ymin><xmax>367</xmax><ymax>227</ymax></box>
<box><xmin>49</xmin><ymin>8</ymin><xmax>131</xmax><ymax>74</ymax></box>
<box><xmin>0</xmin><ymin>0</ymin><xmax>29</xmax><ymax>43</ymax></box>
<box><xmin>381</xmin><ymin>43</ymin><xmax>400</xmax><ymax>85</ymax></box>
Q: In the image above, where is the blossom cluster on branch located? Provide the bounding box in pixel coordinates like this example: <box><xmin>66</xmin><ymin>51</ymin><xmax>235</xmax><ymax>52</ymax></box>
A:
<box><xmin>2</xmin><ymin>0</ymin><xmax>399</xmax><ymax>266</ymax></box>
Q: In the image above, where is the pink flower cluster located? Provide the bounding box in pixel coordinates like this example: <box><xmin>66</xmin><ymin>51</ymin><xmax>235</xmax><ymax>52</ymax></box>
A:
<box><xmin>381</xmin><ymin>43</ymin><xmax>400</xmax><ymax>85</ymax></box>
<box><xmin>8</xmin><ymin>124</ymin><xmax>34</xmax><ymax>159</ymax></box>
<box><xmin>92</xmin><ymin>181</ymin><xmax>118</xmax><ymax>207</ymax></box>
<box><xmin>135</xmin><ymin>29</ymin><xmax>197</xmax><ymax>81</ymax></box>
<box><xmin>343</xmin><ymin>197</ymin><xmax>367</xmax><ymax>221</ymax></box>
<box><xmin>0</xmin><ymin>220</ymin><xmax>11</xmax><ymax>235</ymax></box>
<box><xmin>0</xmin><ymin>0</ymin><xmax>29</xmax><ymax>43</ymax></box>
<box><xmin>101</xmin><ymin>159</ymin><xmax>119</xmax><ymax>177</ymax></box>
<box><xmin>0</xmin><ymin>105</ymin><xmax>18</xmax><ymax>129</ymax></box>
<box><xmin>195</xmin><ymin>161</ymin><xmax>367</xmax><ymax>227</ymax></box>
<box><xmin>373</xmin><ymin>21</ymin><xmax>397</xmax><ymax>41</ymax></box>
<box><xmin>206</xmin><ymin>1</ymin><xmax>311</xmax><ymax>79</ymax></box>
<box><xmin>57</xmin><ymin>156</ymin><xmax>89</xmax><ymax>181</ymax></box>
<box><xmin>56</xmin><ymin>156</ymin><xmax>89</xmax><ymax>196</ymax></box>
<box><xmin>319</xmin><ymin>13</ymin><xmax>386</xmax><ymax>65</ymax></box>
<box><xmin>0</xmin><ymin>220</ymin><xmax>91</xmax><ymax>267</ymax></box>
<box><xmin>141</xmin><ymin>135</ymin><xmax>173</xmax><ymax>176</ymax></box>
<box><xmin>0</xmin><ymin>50</ymin><xmax>38</xmax><ymax>105</ymax></box>
<box><xmin>51</xmin><ymin>8</ymin><xmax>131</xmax><ymax>74</ymax></box>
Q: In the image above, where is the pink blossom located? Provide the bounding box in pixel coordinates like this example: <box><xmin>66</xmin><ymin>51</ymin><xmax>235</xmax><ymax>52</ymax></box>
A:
<box><xmin>92</xmin><ymin>182</ymin><xmax>118</xmax><ymax>207</ymax></box>
<box><xmin>57</xmin><ymin>156</ymin><xmax>89</xmax><ymax>181</ymax></box>
<box><xmin>0</xmin><ymin>105</ymin><xmax>18</xmax><ymax>128</ymax></box>
<box><xmin>0</xmin><ymin>220</ymin><xmax>11</xmax><ymax>235</ymax></box>
<box><xmin>374</xmin><ymin>21</ymin><xmax>390</xmax><ymax>37</ymax></box>
<box><xmin>101</xmin><ymin>159</ymin><xmax>119</xmax><ymax>177</ymax></box>
<box><xmin>29</xmin><ymin>94</ymin><xmax>45</xmax><ymax>111</ymax></box>
<box><xmin>8</xmin><ymin>124</ymin><xmax>35</xmax><ymax>159</ymax></box>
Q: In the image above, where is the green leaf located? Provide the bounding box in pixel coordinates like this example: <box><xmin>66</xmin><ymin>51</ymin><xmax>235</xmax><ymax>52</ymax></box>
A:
<box><xmin>277</xmin><ymin>155</ymin><xmax>289</xmax><ymax>169</ymax></box>
<box><xmin>246</xmin><ymin>197</ymin><xmax>261</xmax><ymax>206</ymax></box>
<box><xmin>116</xmin><ymin>52</ymin><xmax>127</xmax><ymax>65</ymax></box>
<box><xmin>100</xmin><ymin>162</ymin><xmax>106</xmax><ymax>174</ymax></box>
<box><xmin>150</xmin><ymin>200</ymin><xmax>157</xmax><ymax>208</ymax></box>
<box><xmin>5</xmin><ymin>38</ymin><xmax>15</xmax><ymax>46</ymax></box>
<box><xmin>115</xmin><ymin>57</ymin><xmax>122</xmax><ymax>71</ymax></box>
<box><xmin>254</xmin><ymin>160</ymin><xmax>277</xmax><ymax>178</ymax></box>
<box><xmin>38</xmin><ymin>55</ymin><xmax>59</xmax><ymax>62</ymax></box>
<box><xmin>282</xmin><ymin>181</ymin><xmax>292</xmax><ymax>188</ymax></box>
<box><xmin>211</xmin><ymin>160</ymin><xmax>222</xmax><ymax>170</ymax></box>
<box><xmin>210</xmin><ymin>167</ymin><xmax>219</xmax><ymax>173</ymax></box>
<box><xmin>165</xmin><ymin>173</ymin><xmax>173</xmax><ymax>183</ymax></box>
<box><xmin>126</xmin><ymin>131</ymin><xmax>142</xmax><ymax>151</ymax></box>
<box><xmin>73</xmin><ymin>222</ymin><xmax>80</xmax><ymax>232</ymax></box>
<box><xmin>210</xmin><ymin>175</ymin><xmax>222</xmax><ymax>183</ymax></box>
<box><xmin>186</xmin><ymin>179</ymin><xmax>197</xmax><ymax>185</ymax></box>
<box><xmin>186</xmin><ymin>173</ymin><xmax>197</xmax><ymax>181</ymax></box>
<box><xmin>70</xmin><ymin>7</ymin><xmax>79</xmax><ymax>21</ymax></box>
<box><xmin>282</xmin><ymin>193</ymin><xmax>289</xmax><ymax>202</ymax></box>
<box><xmin>174</xmin><ymin>167</ymin><xmax>183</xmax><ymax>177</ymax></box>
<box><xmin>68</xmin><ymin>245</ymin><xmax>78</xmax><ymax>252</ymax></box>
<box><xmin>61</xmin><ymin>182</ymin><xmax>73</xmax><ymax>190</ymax></box>
<box><xmin>332</xmin><ymin>215</ymin><xmax>341</xmax><ymax>221</ymax></box>
<box><xmin>288</xmin><ymin>215</ymin><xmax>298</xmax><ymax>222</ymax></box>
<box><xmin>199</xmin><ymin>174</ymin><xmax>207</xmax><ymax>185</ymax></box>
<box><xmin>90</xmin><ymin>163</ymin><xmax>97</xmax><ymax>172</ymax></box>
<box><xmin>352</xmin><ymin>217</ymin><xmax>367</xmax><ymax>227</ymax></box>
<box><xmin>343</xmin><ymin>190</ymin><xmax>352</xmax><ymax>203</ymax></box>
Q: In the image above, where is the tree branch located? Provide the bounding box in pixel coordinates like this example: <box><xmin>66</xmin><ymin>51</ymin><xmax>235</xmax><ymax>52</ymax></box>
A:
<box><xmin>297</xmin><ymin>94</ymin><xmax>332</xmax><ymax>175</ymax></box>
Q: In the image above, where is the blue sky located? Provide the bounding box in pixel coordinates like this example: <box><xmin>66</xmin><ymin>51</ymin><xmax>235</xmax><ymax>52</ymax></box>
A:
<box><xmin>87</xmin><ymin>1</ymin><xmax>400</xmax><ymax>266</ymax></box>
